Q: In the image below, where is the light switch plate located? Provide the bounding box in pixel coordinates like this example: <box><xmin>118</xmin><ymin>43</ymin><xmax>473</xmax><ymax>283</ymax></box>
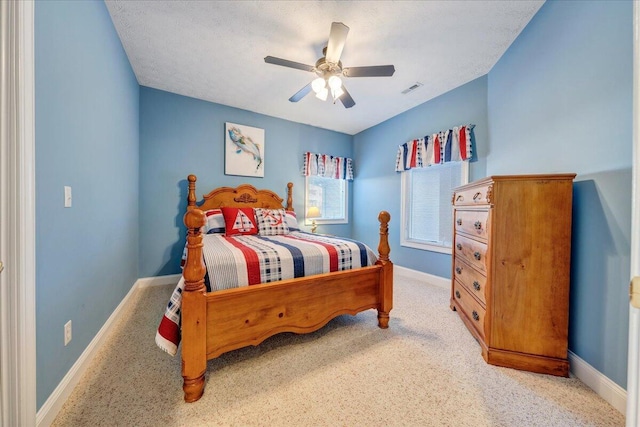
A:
<box><xmin>64</xmin><ymin>186</ymin><xmax>72</xmax><ymax>208</ymax></box>
<box><xmin>64</xmin><ymin>320</ymin><xmax>72</xmax><ymax>346</ymax></box>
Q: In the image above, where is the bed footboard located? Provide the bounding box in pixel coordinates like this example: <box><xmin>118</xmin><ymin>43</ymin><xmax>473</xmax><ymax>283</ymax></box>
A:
<box><xmin>179</xmin><ymin>176</ymin><xmax>392</xmax><ymax>403</ymax></box>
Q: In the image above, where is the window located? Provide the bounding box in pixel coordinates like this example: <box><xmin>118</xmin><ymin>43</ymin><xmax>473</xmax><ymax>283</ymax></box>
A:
<box><xmin>401</xmin><ymin>161</ymin><xmax>469</xmax><ymax>253</ymax></box>
<box><xmin>305</xmin><ymin>175</ymin><xmax>348</xmax><ymax>225</ymax></box>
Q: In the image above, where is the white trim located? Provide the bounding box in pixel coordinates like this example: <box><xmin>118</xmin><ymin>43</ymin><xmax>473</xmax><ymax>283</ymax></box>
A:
<box><xmin>394</xmin><ymin>265</ymin><xmax>450</xmax><ymax>289</ymax></box>
<box><xmin>627</xmin><ymin>2</ymin><xmax>640</xmax><ymax>424</ymax></box>
<box><xmin>35</xmin><ymin>274</ymin><xmax>180</xmax><ymax>426</ymax></box>
<box><xmin>136</xmin><ymin>273</ymin><xmax>181</xmax><ymax>288</ymax></box>
<box><xmin>569</xmin><ymin>350</ymin><xmax>627</xmax><ymax>415</ymax></box>
<box><xmin>400</xmin><ymin>238</ymin><xmax>452</xmax><ymax>255</ymax></box>
<box><xmin>394</xmin><ymin>268</ymin><xmax>627</xmax><ymax>413</ymax></box>
<box><xmin>28</xmin><ymin>271</ymin><xmax>628</xmax><ymax>423</ymax></box>
<box><xmin>0</xmin><ymin>1</ymin><xmax>36</xmax><ymax>425</ymax></box>
<box><xmin>36</xmin><ymin>281</ymin><xmax>138</xmax><ymax>426</ymax></box>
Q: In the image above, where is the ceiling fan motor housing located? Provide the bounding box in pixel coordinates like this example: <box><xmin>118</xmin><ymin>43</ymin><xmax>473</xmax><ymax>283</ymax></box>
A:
<box><xmin>314</xmin><ymin>55</ymin><xmax>343</xmax><ymax>78</ymax></box>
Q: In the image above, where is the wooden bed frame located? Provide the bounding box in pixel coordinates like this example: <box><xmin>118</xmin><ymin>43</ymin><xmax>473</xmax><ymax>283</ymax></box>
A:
<box><xmin>180</xmin><ymin>174</ymin><xmax>393</xmax><ymax>402</ymax></box>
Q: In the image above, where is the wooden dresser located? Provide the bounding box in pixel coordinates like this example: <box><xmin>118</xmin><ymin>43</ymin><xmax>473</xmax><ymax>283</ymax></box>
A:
<box><xmin>450</xmin><ymin>174</ymin><xmax>576</xmax><ymax>376</ymax></box>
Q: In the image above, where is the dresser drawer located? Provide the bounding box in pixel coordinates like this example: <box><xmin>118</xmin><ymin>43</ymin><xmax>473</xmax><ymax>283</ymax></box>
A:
<box><xmin>454</xmin><ymin>209</ymin><xmax>490</xmax><ymax>240</ymax></box>
<box><xmin>453</xmin><ymin>258</ymin><xmax>487</xmax><ymax>306</ymax></box>
<box><xmin>454</xmin><ymin>234</ymin><xmax>488</xmax><ymax>274</ymax></box>
<box><xmin>453</xmin><ymin>183</ymin><xmax>491</xmax><ymax>206</ymax></box>
<box><xmin>453</xmin><ymin>280</ymin><xmax>486</xmax><ymax>341</ymax></box>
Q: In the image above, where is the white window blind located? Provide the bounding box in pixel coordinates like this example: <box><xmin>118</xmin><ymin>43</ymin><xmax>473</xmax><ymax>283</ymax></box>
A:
<box><xmin>305</xmin><ymin>175</ymin><xmax>348</xmax><ymax>224</ymax></box>
<box><xmin>401</xmin><ymin>161</ymin><xmax>468</xmax><ymax>253</ymax></box>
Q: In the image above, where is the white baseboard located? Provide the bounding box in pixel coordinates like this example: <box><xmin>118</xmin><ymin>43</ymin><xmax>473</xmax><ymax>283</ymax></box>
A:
<box><xmin>34</xmin><ymin>271</ymin><xmax>627</xmax><ymax>422</ymax></box>
<box><xmin>35</xmin><ymin>274</ymin><xmax>181</xmax><ymax>426</ymax></box>
<box><xmin>395</xmin><ymin>266</ymin><xmax>626</xmax><ymax>414</ymax></box>
<box><xmin>568</xmin><ymin>350</ymin><xmax>626</xmax><ymax>414</ymax></box>
<box><xmin>136</xmin><ymin>273</ymin><xmax>181</xmax><ymax>288</ymax></box>
<box><xmin>394</xmin><ymin>265</ymin><xmax>450</xmax><ymax>289</ymax></box>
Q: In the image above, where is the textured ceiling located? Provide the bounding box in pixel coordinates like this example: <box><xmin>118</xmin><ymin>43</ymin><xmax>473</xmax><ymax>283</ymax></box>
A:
<box><xmin>105</xmin><ymin>0</ymin><xmax>544</xmax><ymax>135</ymax></box>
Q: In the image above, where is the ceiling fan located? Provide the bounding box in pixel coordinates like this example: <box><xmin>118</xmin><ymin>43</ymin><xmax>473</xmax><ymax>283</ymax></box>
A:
<box><xmin>264</xmin><ymin>22</ymin><xmax>395</xmax><ymax>109</ymax></box>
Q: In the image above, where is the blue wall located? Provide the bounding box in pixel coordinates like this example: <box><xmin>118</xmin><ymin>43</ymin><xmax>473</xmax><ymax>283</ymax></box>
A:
<box><xmin>352</xmin><ymin>76</ymin><xmax>489</xmax><ymax>277</ymax></box>
<box><xmin>353</xmin><ymin>0</ymin><xmax>632</xmax><ymax>389</ymax></box>
<box><xmin>138</xmin><ymin>87</ymin><xmax>353</xmax><ymax>277</ymax></box>
<box><xmin>35</xmin><ymin>0</ymin><xmax>139</xmax><ymax>408</ymax></box>
<box><xmin>487</xmin><ymin>0</ymin><xmax>632</xmax><ymax>388</ymax></box>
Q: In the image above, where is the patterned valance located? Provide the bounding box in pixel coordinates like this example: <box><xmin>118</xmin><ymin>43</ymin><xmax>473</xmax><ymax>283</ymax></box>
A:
<box><xmin>395</xmin><ymin>124</ymin><xmax>475</xmax><ymax>172</ymax></box>
<box><xmin>302</xmin><ymin>152</ymin><xmax>354</xmax><ymax>180</ymax></box>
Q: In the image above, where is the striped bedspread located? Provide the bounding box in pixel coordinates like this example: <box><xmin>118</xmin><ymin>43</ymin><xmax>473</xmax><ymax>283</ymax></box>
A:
<box><xmin>156</xmin><ymin>231</ymin><xmax>377</xmax><ymax>356</ymax></box>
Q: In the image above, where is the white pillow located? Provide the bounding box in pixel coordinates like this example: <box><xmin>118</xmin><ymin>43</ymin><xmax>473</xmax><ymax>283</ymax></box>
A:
<box><xmin>284</xmin><ymin>211</ymin><xmax>299</xmax><ymax>231</ymax></box>
<box><xmin>203</xmin><ymin>209</ymin><xmax>225</xmax><ymax>234</ymax></box>
<box><xmin>255</xmin><ymin>208</ymin><xmax>290</xmax><ymax>236</ymax></box>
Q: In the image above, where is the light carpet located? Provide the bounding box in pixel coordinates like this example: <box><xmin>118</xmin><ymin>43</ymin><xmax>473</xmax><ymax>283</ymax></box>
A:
<box><xmin>52</xmin><ymin>274</ymin><xmax>625</xmax><ymax>426</ymax></box>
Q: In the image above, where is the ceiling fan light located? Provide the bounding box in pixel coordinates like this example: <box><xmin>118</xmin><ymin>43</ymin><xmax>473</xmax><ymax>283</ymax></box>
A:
<box><xmin>331</xmin><ymin>86</ymin><xmax>344</xmax><ymax>101</ymax></box>
<box><xmin>316</xmin><ymin>88</ymin><xmax>328</xmax><ymax>101</ymax></box>
<box><xmin>311</xmin><ymin>77</ymin><xmax>326</xmax><ymax>94</ymax></box>
<box><xmin>328</xmin><ymin>75</ymin><xmax>342</xmax><ymax>90</ymax></box>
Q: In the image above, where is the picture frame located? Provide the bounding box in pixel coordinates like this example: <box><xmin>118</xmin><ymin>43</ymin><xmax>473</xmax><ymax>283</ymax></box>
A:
<box><xmin>224</xmin><ymin>122</ymin><xmax>265</xmax><ymax>178</ymax></box>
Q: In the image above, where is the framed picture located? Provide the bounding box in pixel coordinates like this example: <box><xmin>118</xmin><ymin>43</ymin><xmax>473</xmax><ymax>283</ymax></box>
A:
<box><xmin>225</xmin><ymin>122</ymin><xmax>265</xmax><ymax>178</ymax></box>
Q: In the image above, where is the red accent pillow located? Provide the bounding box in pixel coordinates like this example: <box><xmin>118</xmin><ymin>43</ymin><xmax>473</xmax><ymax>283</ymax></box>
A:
<box><xmin>221</xmin><ymin>207</ymin><xmax>258</xmax><ymax>236</ymax></box>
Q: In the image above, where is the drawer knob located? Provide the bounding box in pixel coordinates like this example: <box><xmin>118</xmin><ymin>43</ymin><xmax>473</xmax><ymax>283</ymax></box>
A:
<box><xmin>474</xmin><ymin>221</ymin><xmax>482</xmax><ymax>230</ymax></box>
<box><xmin>456</xmin><ymin>195</ymin><xmax>464</xmax><ymax>202</ymax></box>
<box><xmin>455</xmin><ymin>290</ymin><xmax>461</xmax><ymax>299</ymax></box>
<box><xmin>456</xmin><ymin>243</ymin><xmax>462</xmax><ymax>250</ymax></box>
<box><xmin>474</xmin><ymin>252</ymin><xmax>481</xmax><ymax>261</ymax></box>
<box><xmin>473</xmin><ymin>192</ymin><xmax>481</xmax><ymax>201</ymax></box>
<box><xmin>472</xmin><ymin>310</ymin><xmax>480</xmax><ymax>321</ymax></box>
<box><xmin>473</xmin><ymin>281</ymin><xmax>481</xmax><ymax>291</ymax></box>
<box><xmin>455</xmin><ymin>266</ymin><xmax>462</xmax><ymax>274</ymax></box>
<box><xmin>456</xmin><ymin>218</ymin><xmax>462</xmax><ymax>226</ymax></box>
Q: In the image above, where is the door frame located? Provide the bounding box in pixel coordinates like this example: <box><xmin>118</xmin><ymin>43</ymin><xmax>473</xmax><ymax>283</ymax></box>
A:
<box><xmin>627</xmin><ymin>1</ymin><xmax>640</xmax><ymax>425</ymax></box>
<box><xmin>0</xmin><ymin>0</ymin><xmax>36</xmax><ymax>425</ymax></box>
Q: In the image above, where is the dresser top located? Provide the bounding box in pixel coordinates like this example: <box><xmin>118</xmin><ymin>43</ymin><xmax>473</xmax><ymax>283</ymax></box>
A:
<box><xmin>456</xmin><ymin>173</ymin><xmax>576</xmax><ymax>191</ymax></box>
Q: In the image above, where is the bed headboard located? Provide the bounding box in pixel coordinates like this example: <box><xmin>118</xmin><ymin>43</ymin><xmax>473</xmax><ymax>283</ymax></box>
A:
<box><xmin>187</xmin><ymin>174</ymin><xmax>294</xmax><ymax>212</ymax></box>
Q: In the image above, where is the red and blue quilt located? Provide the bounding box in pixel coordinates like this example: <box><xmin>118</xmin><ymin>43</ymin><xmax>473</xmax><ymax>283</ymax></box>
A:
<box><xmin>156</xmin><ymin>231</ymin><xmax>376</xmax><ymax>356</ymax></box>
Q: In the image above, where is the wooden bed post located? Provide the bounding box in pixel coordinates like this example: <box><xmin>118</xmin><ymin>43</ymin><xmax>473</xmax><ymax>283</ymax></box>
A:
<box><xmin>182</xmin><ymin>176</ymin><xmax>207</xmax><ymax>403</ymax></box>
<box><xmin>286</xmin><ymin>182</ymin><xmax>294</xmax><ymax>211</ymax></box>
<box><xmin>187</xmin><ymin>174</ymin><xmax>198</xmax><ymax>209</ymax></box>
<box><xmin>376</xmin><ymin>211</ymin><xmax>393</xmax><ymax>328</ymax></box>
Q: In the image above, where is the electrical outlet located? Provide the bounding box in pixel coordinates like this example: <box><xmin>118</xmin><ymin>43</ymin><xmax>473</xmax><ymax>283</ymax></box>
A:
<box><xmin>64</xmin><ymin>320</ymin><xmax>72</xmax><ymax>346</ymax></box>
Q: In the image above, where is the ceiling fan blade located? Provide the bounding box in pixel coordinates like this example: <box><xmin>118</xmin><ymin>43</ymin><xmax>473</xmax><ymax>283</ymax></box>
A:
<box><xmin>343</xmin><ymin>65</ymin><xmax>396</xmax><ymax>78</ymax></box>
<box><xmin>264</xmin><ymin>56</ymin><xmax>315</xmax><ymax>72</ymax></box>
<box><xmin>325</xmin><ymin>22</ymin><xmax>349</xmax><ymax>64</ymax></box>
<box><xmin>288</xmin><ymin>82</ymin><xmax>313</xmax><ymax>102</ymax></box>
<box><xmin>339</xmin><ymin>85</ymin><xmax>355</xmax><ymax>109</ymax></box>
